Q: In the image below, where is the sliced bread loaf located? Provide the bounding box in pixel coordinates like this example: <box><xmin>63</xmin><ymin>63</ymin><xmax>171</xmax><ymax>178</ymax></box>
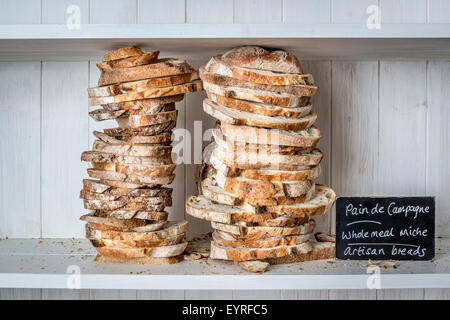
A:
<box><xmin>96</xmin><ymin>50</ymin><xmax>160</xmax><ymax>71</ymax></box>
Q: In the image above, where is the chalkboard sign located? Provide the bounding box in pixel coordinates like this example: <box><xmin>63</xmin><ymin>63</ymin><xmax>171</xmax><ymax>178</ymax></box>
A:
<box><xmin>336</xmin><ymin>197</ymin><xmax>435</xmax><ymax>260</ymax></box>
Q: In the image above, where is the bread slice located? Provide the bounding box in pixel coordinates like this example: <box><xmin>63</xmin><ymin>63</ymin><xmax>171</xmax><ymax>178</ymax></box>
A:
<box><xmin>89</xmin><ymin>109</ymin><xmax>126</xmax><ymax>121</ymax></box>
<box><xmin>89</xmin><ymin>81</ymin><xmax>202</xmax><ymax>105</ymax></box>
<box><xmin>203</xmin><ymin>99</ymin><xmax>317</xmax><ymax>131</ymax></box>
<box><xmin>95</xmin><ymin>209</ymin><xmax>168</xmax><ymax>221</ymax></box>
<box><xmin>84</xmin><ymin>199</ymin><xmax>167</xmax><ymax>212</ymax></box>
<box><xmin>265</xmin><ymin>242</ymin><xmax>335</xmax><ymax>265</ymax></box>
<box><xmin>237</xmin><ymin>260</ymin><xmax>270</xmax><ymax>273</ymax></box>
<box><xmin>315</xmin><ymin>232</ymin><xmax>336</xmax><ymax>243</ymax></box>
<box><xmin>211</xmin><ymin>219</ymin><xmax>315</xmax><ymax>240</ymax></box>
<box><xmin>87</xmin><ymin>168</ymin><xmax>175</xmax><ymax>186</ymax></box>
<box><xmin>206</xmin><ymin>55</ymin><xmax>316</xmax><ymax>89</ymax></box>
<box><xmin>86</xmin><ymin>221</ymin><xmax>188</xmax><ymax>241</ymax></box>
<box><xmin>82</xmin><ymin>151</ymin><xmax>172</xmax><ymax>166</ymax></box>
<box><xmin>98</xmin><ymin>59</ymin><xmax>195</xmax><ymax>86</ymax></box>
<box><xmin>267</xmin><ymin>185</ymin><xmax>336</xmax><ymax>218</ymax></box>
<box><xmin>220</xmin><ymin>122</ymin><xmax>321</xmax><ymax>148</ymax></box>
<box><xmin>102</xmin><ymin>46</ymin><xmax>144</xmax><ymax>62</ymax></box>
<box><xmin>90</xmin><ymin>233</ymin><xmax>185</xmax><ymax>248</ymax></box>
<box><xmin>94</xmin><ymin>254</ymin><xmax>183</xmax><ymax>264</ymax></box>
<box><xmin>204</xmin><ymin>81</ymin><xmax>310</xmax><ymax>108</ymax></box>
<box><xmin>92</xmin><ymin>140</ymin><xmax>171</xmax><ymax>157</ymax></box>
<box><xmin>93</xmin><ymin>131</ymin><xmax>172</xmax><ymax>145</ymax></box>
<box><xmin>104</xmin><ymin>163</ymin><xmax>176</xmax><ymax>177</ymax></box>
<box><xmin>103</xmin><ymin>121</ymin><xmax>176</xmax><ymax>138</ymax></box>
<box><xmin>92</xmin><ymin>241</ymin><xmax>188</xmax><ymax>258</ymax></box>
<box><xmin>100</xmin><ymin>95</ymin><xmax>184</xmax><ymax>111</ymax></box>
<box><xmin>221</xmin><ymin>46</ymin><xmax>304</xmax><ymax>74</ymax></box>
<box><xmin>80</xmin><ymin>183</ymin><xmax>172</xmax><ymax>199</ymax></box>
<box><xmin>80</xmin><ymin>213</ymin><xmax>166</xmax><ymax>232</ymax></box>
<box><xmin>207</xmin><ymin>91</ymin><xmax>311</xmax><ymax>118</ymax></box>
<box><xmin>89</xmin><ymin>72</ymin><xmax>198</xmax><ymax>97</ymax></box>
<box><xmin>116</xmin><ymin>111</ymin><xmax>178</xmax><ymax>128</ymax></box>
<box><xmin>212</xmin><ymin>231</ymin><xmax>312</xmax><ymax>249</ymax></box>
<box><xmin>80</xmin><ymin>188</ymin><xmax>172</xmax><ymax>203</ymax></box>
<box><xmin>89</xmin><ymin>103</ymin><xmax>175</xmax><ymax>122</ymax></box>
<box><xmin>210</xmin><ymin>240</ymin><xmax>312</xmax><ymax>261</ymax></box>
<box><xmin>96</xmin><ymin>51</ymin><xmax>160</xmax><ymax>71</ymax></box>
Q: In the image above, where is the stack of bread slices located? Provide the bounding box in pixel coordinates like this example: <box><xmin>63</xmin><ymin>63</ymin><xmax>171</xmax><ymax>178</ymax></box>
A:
<box><xmin>186</xmin><ymin>46</ymin><xmax>336</xmax><ymax>272</ymax></box>
<box><xmin>80</xmin><ymin>46</ymin><xmax>201</xmax><ymax>264</ymax></box>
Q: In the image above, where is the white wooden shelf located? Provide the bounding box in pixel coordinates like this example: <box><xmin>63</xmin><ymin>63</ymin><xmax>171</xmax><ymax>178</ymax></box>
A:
<box><xmin>0</xmin><ymin>24</ymin><xmax>450</xmax><ymax>60</ymax></box>
<box><xmin>0</xmin><ymin>238</ymin><xmax>449</xmax><ymax>290</ymax></box>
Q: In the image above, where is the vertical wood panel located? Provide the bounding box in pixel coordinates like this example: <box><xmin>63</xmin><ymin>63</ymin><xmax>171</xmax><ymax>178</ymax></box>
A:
<box><xmin>185</xmin><ymin>290</ymin><xmax>233</xmax><ymax>299</ymax></box>
<box><xmin>90</xmin><ymin>290</ymin><xmax>137</xmax><ymax>299</ymax></box>
<box><xmin>41</xmin><ymin>61</ymin><xmax>89</xmax><ymax>238</ymax></box>
<box><xmin>427</xmin><ymin>61</ymin><xmax>450</xmax><ymax>237</ymax></box>
<box><xmin>283</xmin><ymin>0</ymin><xmax>331</xmax><ymax>23</ymax></box>
<box><xmin>301</xmin><ymin>60</ymin><xmax>332</xmax><ymax>233</ymax></box>
<box><xmin>280</xmin><ymin>290</ymin><xmax>329</xmax><ymax>299</ymax></box>
<box><xmin>428</xmin><ymin>0</ymin><xmax>450</xmax><ymax>23</ymax></box>
<box><xmin>380</xmin><ymin>0</ymin><xmax>427</xmax><ymax>23</ymax></box>
<box><xmin>332</xmin><ymin>0</ymin><xmax>378</xmax><ymax>23</ymax></box>
<box><xmin>0</xmin><ymin>0</ymin><xmax>41</xmax><ymax>24</ymax></box>
<box><xmin>0</xmin><ymin>288</ymin><xmax>41</xmax><ymax>300</ymax></box>
<box><xmin>90</xmin><ymin>0</ymin><xmax>137</xmax><ymax>24</ymax></box>
<box><xmin>0</xmin><ymin>62</ymin><xmax>41</xmax><ymax>238</ymax></box>
<box><xmin>138</xmin><ymin>0</ymin><xmax>185</xmax><ymax>24</ymax></box>
<box><xmin>137</xmin><ymin>290</ymin><xmax>185</xmax><ymax>299</ymax></box>
<box><xmin>187</xmin><ymin>0</ymin><xmax>233</xmax><ymax>23</ymax></box>
<box><xmin>331</xmin><ymin>61</ymin><xmax>379</xmax><ymax>232</ymax></box>
<box><xmin>42</xmin><ymin>0</ymin><xmax>89</xmax><ymax>24</ymax></box>
<box><xmin>232</xmin><ymin>290</ymin><xmax>282</xmax><ymax>300</ymax></box>
<box><xmin>42</xmin><ymin>289</ymin><xmax>90</xmax><ymax>299</ymax></box>
<box><xmin>378</xmin><ymin>61</ymin><xmax>427</xmax><ymax>195</ymax></box>
<box><xmin>377</xmin><ymin>289</ymin><xmax>424</xmax><ymax>299</ymax></box>
<box><xmin>329</xmin><ymin>289</ymin><xmax>377</xmax><ymax>299</ymax></box>
<box><xmin>424</xmin><ymin>289</ymin><xmax>450</xmax><ymax>300</ymax></box>
<box><xmin>234</xmin><ymin>0</ymin><xmax>282</xmax><ymax>23</ymax></box>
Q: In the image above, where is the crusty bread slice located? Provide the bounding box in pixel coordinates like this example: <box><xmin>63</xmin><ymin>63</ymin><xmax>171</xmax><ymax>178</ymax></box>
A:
<box><xmin>221</xmin><ymin>46</ymin><xmax>304</xmax><ymax>74</ymax></box>
<box><xmin>80</xmin><ymin>213</ymin><xmax>166</xmax><ymax>232</ymax></box>
<box><xmin>88</xmin><ymin>72</ymin><xmax>198</xmax><ymax>97</ymax></box>
<box><xmin>204</xmin><ymin>82</ymin><xmax>309</xmax><ymax>108</ymax></box>
<box><xmin>84</xmin><ymin>199</ymin><xmax>167</xmax><ymax>212</ymax></box>
<box><xmin>267</xmin><ymin>185</ymin><xmax>336</xmax><ymax>218</ymax></box>
<box><xmin>89</xmin><ymin>81</ymin><xmax>202</xmax><ymax>105</ymax></box>
<box><xmin>98</xmin><ymin>59</ymin><xmax>195</xmax><ymax>86</ymax></box>
<box><xmin>265</xmin><ymin>241</ymin><xmax>335</xmax><ymax>265</ymax></box>
<box><xmin>206</xmin><ymin>55</ymin><xmax>317</xmax><ymax>89</ymax></box>
<box><xmin>89</xmin><ymin>103</ymin><xmax>175</xmax><ymax>122</ymax></box>
<box><xmin>240</xmin><ymin>166</ymin><xmax>321</xmax><ymax>182</ymax></box>
<box><xmin>89</xmin><ymin>109</ymin><xmax>126</xmax><ymax>121</ymax></box>
<box><xmin>210</xmin><ymin>240</ymin><xmax>312</xmax><ymax>261</ymax></box>
<box><xmin>100</xmin><ymin>95</ymin><xmax>184</xmax><ymax>111</ymax></box>
<box><xmin>104</xmin><ymin>163</ymin><xmax>176</xmax><ymax>177</ymax></box>
<box><xmin>207</xmin><ymin>91</ymin><xmax>311</xmax><ymax>118</ymax></box>
<box><xmin>90</xmin><ymin>233</ymin><xmax>185</xmax><ymax>248</ymax></box>
<box><xmin>87</xmin><ymin>168</ymin><xmax>175</xmax><ymax>186</ymax></box>
<box><xmin>237</xmin><ymin>260</ymin><xmax>270</xmax><ymax>273</ymax></box>
<box><xmin>86</xmin><ymin>220</ymin><xmax>188</xmax><ymax>241</ymax></box>
<box><xmin>80</xmin><ymin>188</ymin><xmax>172</xmax><ymax>203</ymax></box>
<box><xmin>82</xmin><ymin>151</ymin><xmax>172</xmax><ymax>166</ymax></box>
<box><xmin>203</xmin><ymin>99</ymin><xmax>317</xmax><ymax>131</ymax></box>
<box><xmin>93</xmin><ymin>131</ymin><xmax>172</xmax><ymax>145</ymax></box>
<box><xmin>99</xmin><ymin>179</ymin><xmax>151</xmax><ymax>189</ymax></box>
<box><xmin>95</xmin><ymin>209</ymin><xmax>168</xmax><ymax>221</ymax></box>
<box><xmin>102</xmin><ymin>46</ymin><xmax>144</xmax><ymax>62</ymax></box>
<box><xmin>211</xmin><ymin>219</ymin><xmax>315</xmax><ymax>240</ymax></box>
<box><xmin>116</xmin><ymin>111</ymin><xmax>178</xmax><ymax>128</ymax></box>
<box><xmin>92</xmin><ymin>241</ymin><xmax>188</xmax><ymax>258</ymax></box>
<box><xmin>92</xmin><ymin>140</ymin><xmax>171</xmax><ymax>157</ymax></box>
<box><xmin>103</xmin><ymin>121</ymin><xmax>176</xmax><ymax>138</ymax></box>
<box><xmin>96</xmin><ymin>51</ymin><xmax>160</xmax><ymax>71</ymax></box>
<box><xmin>220</xmin><ymin>122</ymin><xmax>321</xmax><ymax>148</ymax></box>
<box><xmin>315</xmin><ymin>232</ymin><xmax>336</xmax><ymax>243</ymax></box>
<box><xmin>212</xmin><ymin>231</ymin><xmax>312</xmax><ymax>249</ymax></box>
<box><xmin>94</xmin><ymin>254</ymin><xmax>183</xmax><ymax>264</ymax></box>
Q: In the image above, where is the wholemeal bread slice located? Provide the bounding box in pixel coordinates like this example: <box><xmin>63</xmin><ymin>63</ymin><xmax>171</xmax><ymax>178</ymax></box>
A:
<box><xmin>93</xmin><ymin>131</ymin><xmax>172</xmax><ymax>145</ymax></box>
<box><xmin>204</xmin><ymin>82</ymin><xmax>310</xmax><ymax>108</ymax></box>
<box><xmin>210</xmin><ymin>240</ymin><xmax>312</xmax><ymax>261</ymax></box>
<box><xmin>203</xmin><ymin>99</ymin><xmax>317</xmax><ymax>131</ymax></box>
<box><xmin>116</xmin><ymin>111</ymin><xmax>178</xmax><ymax>128</ymax></box>
<box><xmin>86</xmin><ymin>220</ymin><xmax>188</xmax><ymax>241</ymax></box>
<box><xmin>89</xmin><ymin>109</ymin><xmax>126</xmax><ymax>121</ymax></box>
<box><xmin>221</xmin><ymin>46</ymin><xmax>304</xmax><ymax>74</ymax></box>
<box><xmin>87</xmin><ymin>168</ymin><xmax>175</xmax><ymax>186</ymax></box>
<box><xmin>96</xmin><ymin>51</ymin><xmax>160</xmax><ymax>71</ymax></box>
<box><xmin>219</xmin><ymin>122</ymin><xmax>321</xmax><ymax>148</ymax></box>
<box><xmin>90</xmin><ymin>233</ymin><xmax>185</xmax><ymax>248</ymax></box>
<box><xmin>98</xmin><ymin>59</ymin><xmax>195</xmax><ymax>86</ymax></box>
<box><xmin>103</xmin><ymin>121</ymin><xmax>176</xmax><ymax>138</ymax></box>
<box><xmin>237</xmin><ymin>260</ymin><xmax>270</xmax><ymax>273</ymax></box>
<box><xmin>84</xmin><ymin>199</ymin><xmax>167</xmax><ymax>212</ymax></box>
<box><xmin>89</xmin><ymin>103</ymin><xmax>175</xmax><ymax>122</ymax></box>
<box><xmin>92</xmin><ymin>241</ymin><xmax>188</xmax><ymax>258</ymax></box>
<box><xmin>89</xmin><ymin>81</ymin><xmax>202</xmax><ymax>105</ymax></box>
<box><xmin>206</xmin><ymin>91</ymin><xmax>311</xmax><ymax>118</ymax></box>
<box><xmin>212</xmin><ymin>231</ymin><xmax>312</xmax><ymax>248</ymax></box>
<box><xmin>265</xmin><ymin>241</ymin><xmax>335</xmax><ymax>264</ymax></box>
<box><xmin>100</xmin><ymin>95</ymin><xmax>184</xmax><ymax>111</ymax></box>
<box><xmin>211</xmin><ymin>219</ymin><xmax>315</xmax><ymax>240</ymax></box>
<box><xmin>82</xmin><ymin>151</ymin><xmax>172</xmax><ymax>166</ymax></box>
<box><xmin>88</xmin><ymin>72</ymin><xmax>198</xmax><ymax>97</ymax></box>
<box><xmin>80</xmin><ymin>187</ymin><xmax>172</xmax><ymax>202</ymax></box>
<box><xmin>102</xmin><ymin>46</ymin><xmax>144</xmax><ymax>62</ymax></box>
<box><xmin>103</xmin><ymin>163</ymin><xmax>176</xmax><ymax>177</ymax></box>
<box><xmin>94</xmin><ymin>254</ymin><xmax>183</xmax><ymax>264</ymax></box>
<box><xmin>206</xmin><ymin>55</ymin><xmax>316</xmax><ymax>89</ymax></box>
<box><xmin>95</xmin><ymin>209</ymin><xmax>169</xmax><ymax>221</ymax></box>
<box><xmin>80</xmin><ymin>213</ymin><xmax>166</xmax><ymax>232</ymax></box>
<box><xmin>92</xmin><ymin>140</ymin><xmax>171</xmax><ymax>157</ymax></box>
<box><xmin>266</xmin><ymin>185</ymin><xmax>336</xmax><ymax>218</ymax></box>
